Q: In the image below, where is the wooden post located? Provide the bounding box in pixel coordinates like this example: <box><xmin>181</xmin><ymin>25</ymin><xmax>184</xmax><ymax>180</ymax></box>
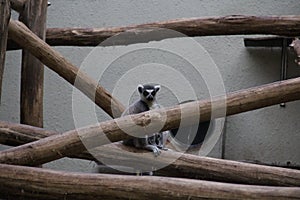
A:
<box><xmin>8</xmin><ymin>20</ymin><xmax>125</xmax><ymax>118</ymax></box>
<box><xmin>0</xmin><ymin>164</ymin><xmax>300</xmax><ymax>200</ymax></box>
<box><xmin>0</xmin><ymin>0</ymin><xmax>10</xmax><ymax>104</ymax></box>
<box><xmin>19</xmin><ymin>0</ymin><xmax>47</xmax><ymax>127</ymax></box>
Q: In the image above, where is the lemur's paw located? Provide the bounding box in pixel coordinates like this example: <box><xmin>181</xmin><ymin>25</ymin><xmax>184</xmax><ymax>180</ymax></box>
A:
<box><xmin>152</xmin><ymin>147</ymin><xmax>161</xmax><ymax>157</ymax></box>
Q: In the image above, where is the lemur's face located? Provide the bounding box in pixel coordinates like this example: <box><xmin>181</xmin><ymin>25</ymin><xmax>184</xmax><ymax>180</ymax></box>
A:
<box><xmin>138</xmin><ymin>84</ymin><xmax>160</xmax><ymax>102</ymax></box>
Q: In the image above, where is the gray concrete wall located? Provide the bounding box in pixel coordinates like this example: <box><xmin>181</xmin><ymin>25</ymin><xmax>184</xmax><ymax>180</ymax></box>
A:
<box><xmin>2</xmin><ymin>0</ymin><xmax>300</xmax><ymax>172</ymax></box>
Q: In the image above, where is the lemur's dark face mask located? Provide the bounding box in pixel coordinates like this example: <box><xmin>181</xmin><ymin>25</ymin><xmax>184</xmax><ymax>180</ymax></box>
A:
<box><xmin>143</xmin><ymin>90</ymin><xmax>156</xmax><ymax>101</ymax></box>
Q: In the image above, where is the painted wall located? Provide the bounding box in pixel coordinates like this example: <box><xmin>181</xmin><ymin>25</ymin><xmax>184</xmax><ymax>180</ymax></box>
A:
<box><xmin>2</xmin><ymin>0</ymin><xmax>300</xmax><ymax>172</ymax></box>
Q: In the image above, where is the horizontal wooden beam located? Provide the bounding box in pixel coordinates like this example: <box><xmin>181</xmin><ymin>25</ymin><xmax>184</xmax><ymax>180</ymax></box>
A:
<box><xmin>1</xmin><ymin>164</ymin><xmax>300</xmax><ymax>200</ymax></box>
<box><xmin>43</xmin><ymin>15</ymin><xmax>300</xmax><ymax>46</ymax></box>
<box><xmin>8</xmin><ymin>19</ymin><xmax>125</xmax><ymax>118</ymax></box>
<box><xmin>7</xmin><ymin>15</ymin><xmax>300</xmax><ymax>50</ymax></box>
<box><xmin>1</xmin><ymin>120</ymin><xmax>300</xmax><ymax>186</ymax></box>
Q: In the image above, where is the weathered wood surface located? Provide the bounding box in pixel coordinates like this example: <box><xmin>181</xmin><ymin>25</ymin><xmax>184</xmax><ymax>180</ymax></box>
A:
<box><xmin>1</xmin><ymin>75</ymin><xmax>300</xmax><ymax>185</ymax></box>
<box><xmin>0</xmin><ymin>0</ymin><xmax>10</xmax><ymax>103</ymax></box>
<box><xmin>8</xmin><ymin>20</ymin><xmax>125</xmax><ymax>118</ymax></box>
<box><xmin>1</xmin><ymin>164</ymin><xmax>300</xmax><ymax>200</ymax></box>
<box><xmin>19</xmin><ymin>0</ymin><xmax>48</xmax><ymax>127</ymax></box>
<box><xmin>9</xmin><ymin>0</ymin><xmax>25</xmax><ymax>12</ymax></box>
<box><xmin>1</xmin><ymin>120</ymin><xmax>300</xmax><ymax>186</ymax></box>
<box><xmin>7</xmin><ymin>15</ymin><xmax>300</xmax><ymax>50</ymax></box>
<box><xmin>44</xmin><ymin>15</ymin><xmax>300</xmax><ymax>46</ymax></box>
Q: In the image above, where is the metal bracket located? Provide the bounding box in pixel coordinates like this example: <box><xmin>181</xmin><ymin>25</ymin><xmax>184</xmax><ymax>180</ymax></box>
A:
<box><xmin>244</xmin><ymin>37</ymin><xmax>292</xmax><ymax>107</ymax></box>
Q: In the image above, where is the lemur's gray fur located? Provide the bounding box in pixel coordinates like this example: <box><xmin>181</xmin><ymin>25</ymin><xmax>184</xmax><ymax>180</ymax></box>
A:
<box><xmin>122</xmin><ymin>84</ymin><xmax>169</xmax><ymax>156</ymax></box>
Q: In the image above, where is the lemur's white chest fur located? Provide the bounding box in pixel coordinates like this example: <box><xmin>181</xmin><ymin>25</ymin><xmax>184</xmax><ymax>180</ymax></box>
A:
<box><xmin>147</xmin><ymin>101</ymin><xmax>160</xmax><ymax>110</ymax></box>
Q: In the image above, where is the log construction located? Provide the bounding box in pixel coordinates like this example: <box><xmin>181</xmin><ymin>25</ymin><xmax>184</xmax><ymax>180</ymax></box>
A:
<box><xmin>2</xmin><ymin>4</ymin><xmax>300</xmax><ymax>199</ymax></box>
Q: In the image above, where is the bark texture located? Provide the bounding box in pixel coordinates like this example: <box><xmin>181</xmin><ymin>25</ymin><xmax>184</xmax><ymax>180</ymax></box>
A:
<box><xmin>19</xmin><ymin>0</ymin><xmax>48</xmax><ymax>127</ymax></box>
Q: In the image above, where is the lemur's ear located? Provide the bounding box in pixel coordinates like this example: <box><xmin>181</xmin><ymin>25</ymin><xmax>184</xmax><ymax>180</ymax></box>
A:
<box><xmin>154</xmin><ymin>85</ymin><xmax>161</xmax><ymax>92</ymax></box>
<box><xmin>137</xmin><ymin>84</ymin><xmax>144</xmax><ymax>93</ymax></box>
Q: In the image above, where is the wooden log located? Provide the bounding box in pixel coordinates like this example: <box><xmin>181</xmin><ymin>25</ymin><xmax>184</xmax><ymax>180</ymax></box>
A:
<box><xmin>1</xmin><ymin>164</ymin><xmax>300</xmax><ymax>200</ymax></box>
<box><xmin>8</xmin><ymin>20</ymin><xmax>125</xmax><ymax>118</ymax></box>
<box><xmin>0</xmin><ymin>120</ymin><xmax>300</xmax><ymax>186</ymax></box>
<box><xmin>7</xmin><ymin>15</ymin><xmax>300</xmax><ymax>50</ymax></box>
<box><xmin>290</xmin><ymin>38</ymin><xmax>300</xmax><ymax>66</ymax></box>
<box><xmin>0</xmin><ymin>0</ymin><xmax>10</xmax><ymax>103</ymax></box>
<box><xmin>19</xmin><ymin>0</ymin><xmax>48</xmax><ymax>127</ymax></box>
<box><xmin>9</xmin><ymin>0</ymin><xmax>26</xmax><ymax>12</ymax></box>
<box><xmin>45</xmin><ymin>15</ymin><xmax>300</xmax><ymax>46</ymax></box>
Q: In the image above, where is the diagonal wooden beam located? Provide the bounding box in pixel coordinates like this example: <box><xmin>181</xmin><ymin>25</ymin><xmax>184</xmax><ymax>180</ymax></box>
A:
<box><xmin>8</xmin><ymin>19</ymin><xmax>125</xmax><ymax>118</ymax></box>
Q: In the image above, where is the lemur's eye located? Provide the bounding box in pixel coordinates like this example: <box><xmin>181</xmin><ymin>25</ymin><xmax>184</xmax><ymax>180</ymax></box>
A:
<box><xmin>151</xmin><ymin>91</ymin><xmax>156</xmax><ymax>96</ymax></box>
<box><xmin>143</xmin><ymin>91</ymin><xmax>149</xmax><ymax>96</ymax></box>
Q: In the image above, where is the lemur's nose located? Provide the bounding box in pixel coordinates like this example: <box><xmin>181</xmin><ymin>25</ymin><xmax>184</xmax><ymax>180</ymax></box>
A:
<box><xmin>147</xmin><ymin>96</ymin><xmax>154</xmax><ymax>101</ymax></box>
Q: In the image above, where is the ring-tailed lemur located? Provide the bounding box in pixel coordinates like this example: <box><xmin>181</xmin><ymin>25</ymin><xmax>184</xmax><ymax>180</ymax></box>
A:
<box><xmin>122</xmin><ymin>84</ymin><xmax>169</xmax><ymax>156</ymax></box>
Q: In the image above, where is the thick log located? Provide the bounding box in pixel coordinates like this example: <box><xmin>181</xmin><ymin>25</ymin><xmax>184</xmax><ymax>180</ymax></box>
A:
<box><xmin>19</xmin><ymin>0</ymin><xmax>48</xmax><ymax>127</ymax></box>
<box><xmin>9</xmin><ymin>0</ymin><xmax>25</xmax><ymax>12</ymax></box>
<box><xmin>8</xmin><ymin>20</ymin><xmax>125</xmax><ymax>118</ymax></box>
<box><xmin>0</xmin><ymin>0</ymin><xmax>10</xmax><ymax>103</ymax></box>
<box><xmin>1</xmin><ymin>75</ymin><xmax>300</xmax><ymax>185</ymax></box>
<box><xmin>1</xmin><ymin>164</ymin><xmax>300</xmax><ymax>200</ymax></box>
<box><xmin>0</xmin><ymin>120</ymin><xmax>300</xmax><ymax>186</ymax></box>
<box><xmin>7</xmin><ymin>15</ymin><xmax>300</xmax><ymax>50</ymax></box>
<box><xmin>44</xmin><ymin>15</ymin><xmax>300</xmax><ymax>46</ymax></box>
